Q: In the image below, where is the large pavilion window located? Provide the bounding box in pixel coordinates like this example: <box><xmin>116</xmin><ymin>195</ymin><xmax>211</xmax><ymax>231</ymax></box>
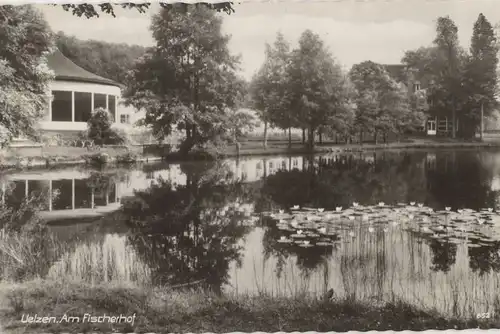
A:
<box><xmin>51</xmin><ymin>91</ymin><xmax>72</xmax><ymax>122</ymax></box>
<box><xmin>50</xmin><ymin>91</ymin><xmax>119</xmax><ymax>123</ymax></box>
<box><xmin>108</xmin><ymin>95</ymin><xmax>116</xmax><ymax>122</ymax></box>
<box><xmin>74</xmin><ymin>92</ymin><xmax>92</xmax><ymax>122</ymax></box>
<box><xmin>94</xmin><ymin>93</ymin><xmax>107</xmax><ymax>110</ymax></box>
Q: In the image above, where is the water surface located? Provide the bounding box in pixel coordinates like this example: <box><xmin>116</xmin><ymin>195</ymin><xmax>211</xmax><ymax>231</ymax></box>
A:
<box><xmin>4</xmin><ymin>149</ymin><xmax>500</xmax><ymax>317</ymax></box>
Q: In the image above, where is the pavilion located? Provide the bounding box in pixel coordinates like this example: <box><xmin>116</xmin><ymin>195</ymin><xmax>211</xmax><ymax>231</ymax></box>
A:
<box><xmin>40</xmin><ymin>49</ymin><xmax>122</xmax><ymax>135</ymax></box>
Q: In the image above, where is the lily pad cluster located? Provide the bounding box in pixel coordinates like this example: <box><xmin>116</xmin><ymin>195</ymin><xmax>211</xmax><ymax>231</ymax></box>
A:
<box><xmin>264</xmin><ymin>202</ymin><xmax>500</xmax><ymax>249</ymax></box>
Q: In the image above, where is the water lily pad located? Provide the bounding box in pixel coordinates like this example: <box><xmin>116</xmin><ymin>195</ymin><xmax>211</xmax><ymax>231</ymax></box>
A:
<box><xmin>290</xmin><ymin>233</ymin><xmax>307</xmax><ymax>239</ymax></box>
<box><xmin>316</xmin><ymin>241</ymin><xmax>335</xmax><ymax>247</ymax></box>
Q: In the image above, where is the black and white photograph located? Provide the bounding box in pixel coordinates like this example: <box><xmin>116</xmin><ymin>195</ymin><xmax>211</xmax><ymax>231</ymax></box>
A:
<box><xmin>2</xmin><ymin>0</ymin><xmax>500</xmax><ymax>332</ymax></box>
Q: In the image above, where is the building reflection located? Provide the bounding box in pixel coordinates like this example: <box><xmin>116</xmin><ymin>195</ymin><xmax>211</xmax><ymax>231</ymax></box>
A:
<box><xmin>0</xmin><ymin>155</ymin><xmax>345</xmax><ymax>220</ymax></box>
<box><xmin>1</xmin><ymin>171</ymin><xmax>119</xmax><ymax>220</ymax></box>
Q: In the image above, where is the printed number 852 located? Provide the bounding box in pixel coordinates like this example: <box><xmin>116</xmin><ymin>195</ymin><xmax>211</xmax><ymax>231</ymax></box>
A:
<box><xmin>476</xmin><ymin>313</ymin><xmax>492</xmax><ymax>319</ymax></box>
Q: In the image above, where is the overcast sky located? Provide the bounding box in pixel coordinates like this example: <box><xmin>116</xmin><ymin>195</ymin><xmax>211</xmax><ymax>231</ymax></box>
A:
<box><xmin>39</xmin><ymin>0</ymin><xmax>500</xmax><ymax>80</ymax></box>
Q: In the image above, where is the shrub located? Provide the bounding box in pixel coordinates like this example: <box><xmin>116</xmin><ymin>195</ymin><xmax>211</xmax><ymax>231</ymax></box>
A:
<box><xmin>113</xmin><ymin>127</ymin><xmax>132</xmax><ymax>145</ymax></box>
<box><xmin>115</xmin><ymin>151</ymin><xmax>138</xmax><ymax>164</ymax></box>
<box><xmin>83</xmin><ymin>152</ymin><xmax>110</xmax><ymax>166</ymax></box>
<box><xmin>87</xmin><ymin>108</ymin><xmax>126</xmax><ymax>146</ymax></box>
<box><xmin>0</xmin><ymin>192</ymin><xmax>62</xmax><ymax>281</ymax></box>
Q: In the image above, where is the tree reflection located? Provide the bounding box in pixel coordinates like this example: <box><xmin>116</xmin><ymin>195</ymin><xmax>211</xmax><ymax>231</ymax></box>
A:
<box><xmin>468</xmin><ymin>242</ymin><xmax>500</xmax><ymax>275</ymax></box>
<box><xmin>122</xmin><ymin>161</ymin><xmax>254</xmax><ymax>293</ymax></box>
<box><xmin>426</xmin><ymin>151</ymin><xmax>498</xmax><ymax>210</ymax></box>
<box><xmin>261</xmin><ymin>216</ymin><xmax>336</xmax><ymax>277</ymax></box>
<box><xmin>260</xmin><ymin>152</ymin><xmax>429</xmax><ymax>211</ymax></box>
<box><xmin>428</xmin><ymin>239</ymin><xmax>457</xmax><ymax>272</ymax></box>
<box><xmin>258</xmin><ymin>151</ymin><xmax>500</xmax><ymax>274</ymax></box>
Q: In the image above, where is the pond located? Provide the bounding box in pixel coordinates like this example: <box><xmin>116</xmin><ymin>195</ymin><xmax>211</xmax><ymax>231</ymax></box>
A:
<box><xmin>3</xmin><ymin>149</ymin><xmax>500</xmax><ymax>318</ymax></box>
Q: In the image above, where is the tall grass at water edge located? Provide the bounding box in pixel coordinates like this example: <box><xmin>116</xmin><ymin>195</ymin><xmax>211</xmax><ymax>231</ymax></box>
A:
<box><xmin>242</xmin><ymin>227</ymin><xmax>500</xmax><ymax>321</ymax></box>
<box><xmin>2</xmin><ymin>211</ymin><xmax>500</xmax><ymax>330</ymax></box>
<box><xmin>0</xmin><ymin>236</ymin><xmax>499</xmax><ymax>331</ymax></box>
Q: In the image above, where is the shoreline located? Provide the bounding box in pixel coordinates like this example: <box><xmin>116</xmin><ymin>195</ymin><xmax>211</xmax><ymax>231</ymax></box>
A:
<box><xmin>0</xmin><ymin>279</ymin><xmax>494</xmax><ymax>333</ymax></box>
<box><xmin>0</xmin><ymin>139</ymin><xmax>499</xmax><ymax>171</ymax></box>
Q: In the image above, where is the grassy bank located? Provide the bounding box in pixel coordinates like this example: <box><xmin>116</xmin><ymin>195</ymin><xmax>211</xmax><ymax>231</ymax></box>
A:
<box><xmin>218</xmin><ymin>137</ymin><xmax>500</xmax><ymax>158</ymax></box>
<box><xmin>0</xmin><ymin>279</ymin><xmax>495</xmax><ymax>333</ymax></box>
<box><xmin>2</xmin><ymin>137</ymin><xmax>500</xmax><ymax>171</ymax></box>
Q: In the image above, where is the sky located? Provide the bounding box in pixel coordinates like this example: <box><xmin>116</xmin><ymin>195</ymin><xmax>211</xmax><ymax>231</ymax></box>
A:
<box><xmin>39</xmin><ymin>0</ymin><xmax>500</xmax><ymax>80</ymax></box>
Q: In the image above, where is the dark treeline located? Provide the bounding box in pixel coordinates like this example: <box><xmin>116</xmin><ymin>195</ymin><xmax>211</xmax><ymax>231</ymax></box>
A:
<box><xmin>55</xmin><ymin>31</ymin><xmax>147</xmax><ymax>85</ymax></box>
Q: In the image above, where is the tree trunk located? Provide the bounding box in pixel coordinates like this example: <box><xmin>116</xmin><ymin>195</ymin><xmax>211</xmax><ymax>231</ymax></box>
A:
<box><xmin>383</xmin><ymin>132</ymin><xmax>387</xmax><ymax>143</ymax></box>
<box><xmin>288</xmin><ymin>127</ymin><xmax>292</xmax><ymax>149</ymax></box>
<box><xmin>302</xmin><ymin>128</ymin><xmax>306</xmax><ymax>144</ymax></box>
<box><xmin>374</xmin><ymin>131</ymin><xmax>378</xmax><ymax>145</ymax></box>
<box><xmin>263</xmin><ymin>121</ymin><xmax>268</xmax><ymax>149</ymax></box>
<box><xmin>359</xmin><ymin>131</ymin><xmax>363</xmax><ymax>145</ymax></box>
<box><xmin>452</xmin><ymin>106</ymin><xmax>456</xmax><ymax>139</ymax></box>
<box><xmin>319</xmin><ymin>130</ymin><xmax>323</xmax><ymax>145</ymax></box>
<box><xmin>263</xmin><ymin>158</ymin><xmax>268</xmax><ymax>178</ymax></box>
<box><xmin>335</xmin><ymin>133</ymin><xmax>338</xmax><ymax>144</ymax></box>
<box><xmin>308</xmin><ymin>126</ymin><xmax>315</xmax><ymax>151</ymax></box>
<box><xmin>480</xmin><ymin>101</ymin><xmax>484</xmax><ymax>142</ymax></box>
<box><xmin>180</xmin><ymin>124</ymin><xmax>195</xmax><ymax>155</ymax></box>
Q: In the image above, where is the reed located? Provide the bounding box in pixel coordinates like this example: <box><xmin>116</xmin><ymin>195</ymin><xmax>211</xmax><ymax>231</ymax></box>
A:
<box><xmin>0</xmin><ymin>278</ymin><xmax>493</xmax><ymax>333</ymax></box>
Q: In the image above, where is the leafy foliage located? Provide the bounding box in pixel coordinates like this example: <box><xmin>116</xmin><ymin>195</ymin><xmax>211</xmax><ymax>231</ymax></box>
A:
<box><xmin>123</xmin><ymin>4</ymin><xmax>246</xmax><ymax>154</ymax></box>
<box><xmin>86</xmin><ymin>107</ymin><xmax>126</xmax><ymax>146</ymax></box>
<box><xmin>402</xmin><ymin>14</ymin><xmax>499</xmax><ymax>139</ymax></box>
<box><xmin>249</xmin><ymin>30</ymin><xmax>355</xmax><ymax>149</ymax></box>
<box><xmin>349</xmin><ymin>61</ymin><xmax>424</xmax><ymax>141</ymax></box>
<box><xmin>0</xmin><ymin>5</ymin><xmax>54</xmax><ymax>146</ymax></box>
<box><xmin>57</xmin><ymin>2</ymin><xmax>235</xmax><ymax>19</ymax></box>
<box><xmin>248</xmin><ymin>33</ymin><xmax>294</xmax><ymax>147</ymax></box>
<box><xmin>288</xmin><ymin>30</ymin><xmax>353</xmax><ymax>148</ymax></box>
<box><xmin>224</xmin><ymin>109</ymin><xmax>258</xmax><ymax>142</ymax></box>
<box><xmin>55</xmin><ymin>32</ymin><xmax>146</xmax><ymax>84</ymax></box>
<box><xmin>462</xmin><ymin>13</ymin><xmax>499</xmax><ymax>136</ymax></box>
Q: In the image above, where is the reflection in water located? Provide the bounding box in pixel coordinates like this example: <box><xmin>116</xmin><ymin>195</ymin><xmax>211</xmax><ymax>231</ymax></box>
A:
<box><xmin>1</xmin><ymin>172</ymin><xmax>120</xmax><ymax>213</ymax></box>
<box><xmin>48</xmin><ymin>233</ymin><xmax>151</xmax><ymax>285</ymax></box>
<box><xmin>5</xmin><ymin>150</ymin><xmax>500</xmax><ymax>317</ymax></box>
<box><xmin>122</xmin><ymin>162</ymin><xmax>255</xmax><ymax>293</ymax></box>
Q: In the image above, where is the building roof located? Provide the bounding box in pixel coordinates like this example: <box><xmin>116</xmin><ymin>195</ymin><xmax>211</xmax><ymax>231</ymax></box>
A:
<box><xmin>46</xmin><ymin>49</ymin><xmax>121</xmax><ymax>88</ymax></box>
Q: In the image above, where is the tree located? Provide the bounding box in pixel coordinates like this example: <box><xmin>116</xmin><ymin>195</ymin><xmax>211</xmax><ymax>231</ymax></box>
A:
<box><xmin>462</xmin><ymin>13</ymin><xmax>498</xmax><ymax>139</ymax></box>
<box><xmin>248</xmin><ymin>32</ymin><xmax>294</xmax><ymax>148</ymax></box>
<box><xmin>349</xmin><ymin>61</ymin><xmax>421</xmax><ymax>143</ymax></box>
<box><xmin>403</xmin><ymin>17</ymin><xmax>469</xmax><ymax>138</ymax></box>
<box><xmin>57</xmin><ymin>2</ymin><xmax>234</xmax><ymax>19</ymax></box>
<box><xmin>123</xmin><ymin>4</ymin><xmax>244</xmax><ymax>154</ymax></box>
<box><xmin>287</xmin><ymin>29</ymin><xmax>351</xmax><ymax>149</ymax></box>
<box><xmin>55</xmin><ymin>32</ymin><xmax>146</xmax><ymax>84</ymax></box>
<box><xmin>86</xmin><ymin>107</ymin><xmax>125</xmax><ymax>145</ymax></box>
<box><xmin>266</xmin><ymin>33</ymin><xmax>295</xmax><ymax>148</ymax></box>
<box><xmin>323</xmin><ymin>75</ymin><xmax>356</xmax><ymax>143</ymax></box>
<box><xmin>402</xmin><ymin>47</ymin><xmax>442</xmax><ymax>122</ymax></box>
<box><xmin>224</xmin><ymin>109</ymin><xmax>258</xmax><ymax>143</ymax></box>
<box><xmin>0</xmin><ymin>5</ymin><xmax>54</xmax><ymax>146</ymax></box>
<box><xmin>433</xmin><ymin>16</ymin><xmax>463</xmax><ymax>139</ymax></box>
<box><xmin>248</xmin><ymin>68</ymin><xmax>272</xmax><ymax>148</ymax></box>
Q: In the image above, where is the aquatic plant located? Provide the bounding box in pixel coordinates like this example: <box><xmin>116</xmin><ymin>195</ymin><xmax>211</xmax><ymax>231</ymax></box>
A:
<box><xmin>262</xmin><ymin>202</ymin><xmax>500</xmax><ymax>252</ymax></box>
